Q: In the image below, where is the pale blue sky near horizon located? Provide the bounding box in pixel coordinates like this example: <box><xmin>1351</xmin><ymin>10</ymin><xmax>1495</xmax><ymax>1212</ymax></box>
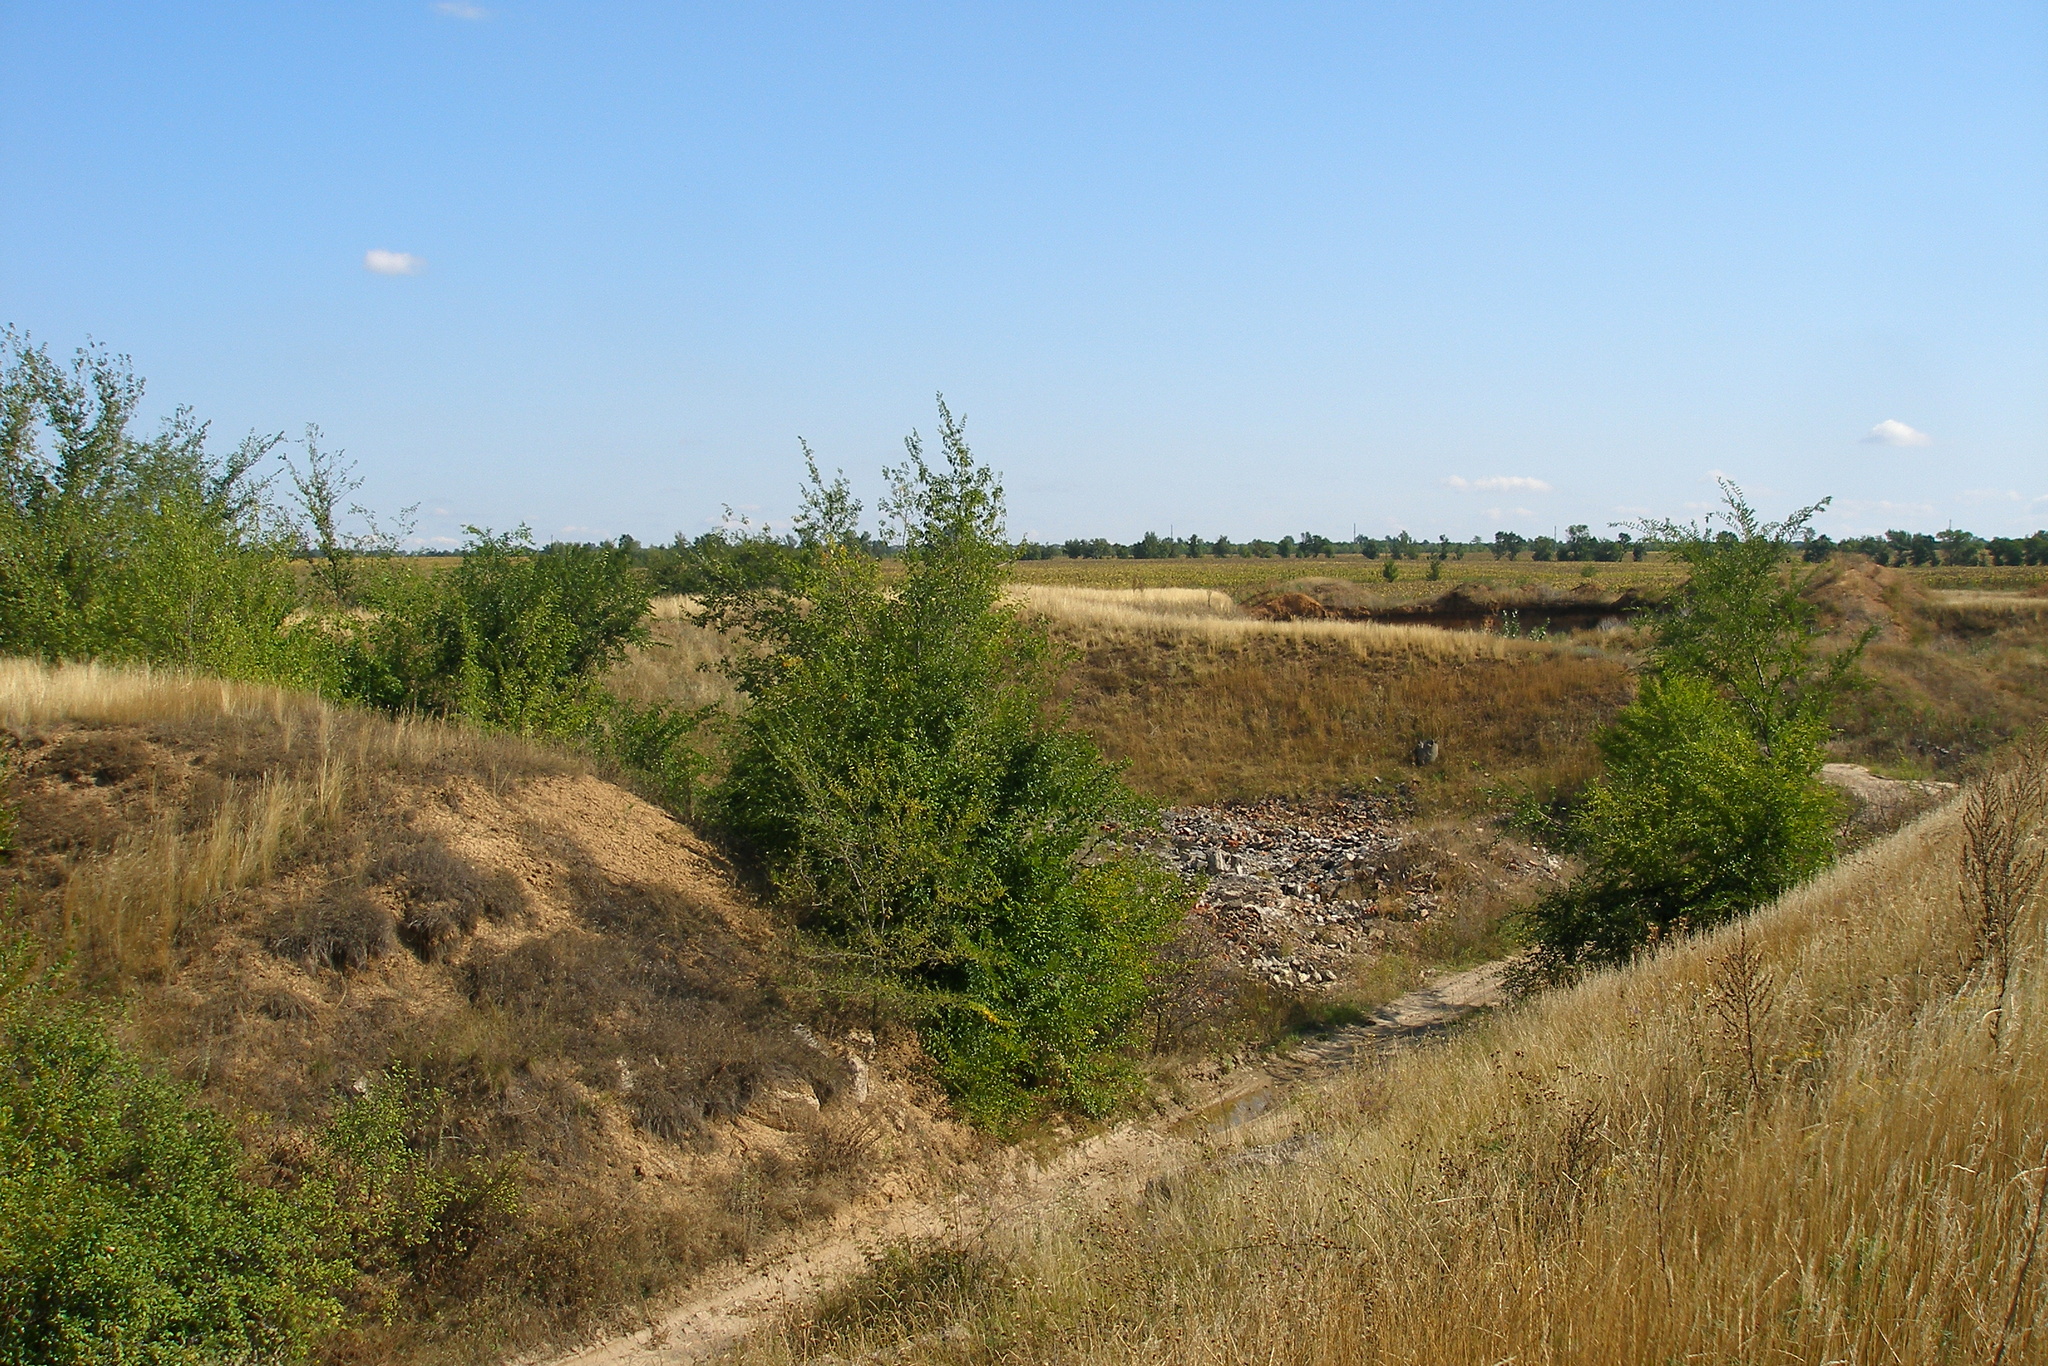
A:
<box><xmin>4</xmin><ymin>2</ymin><xmax>2044</xmax><ymax>547</ymax></box>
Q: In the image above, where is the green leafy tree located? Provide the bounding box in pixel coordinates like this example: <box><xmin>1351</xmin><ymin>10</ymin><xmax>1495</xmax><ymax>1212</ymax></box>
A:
<box><xmin>283</xmin><ymin>426</ymin><xmax>415</xmax><ymax>605</ymax></box>
<box><xmin>0</xmin><ymin>940</ymin><xmax>342</xmax><ymax>1364</ymax></box>
<box><xmin>0</xmin><ymin>332</ymin><xmax>326</xmax><ymax>685</ymax></box>
<box><xmin>1525</xmin><ymin>675</ymin><xmax>1836</xmax><ymax>965</ymax></box>
<box><xmin>1636</xmin><ymin>482</ymin><xmax>1867</xmax><ymax>757</ymax></box>
<box><xmin>1527</xmin><ymin>483</ymin><xmax>1861</xmax><ymax>970</ymax></box>
<box><xmin>703</xmin><ymin>405</ymin><xmax>1188</xmax><ymax>1124</ymax></box>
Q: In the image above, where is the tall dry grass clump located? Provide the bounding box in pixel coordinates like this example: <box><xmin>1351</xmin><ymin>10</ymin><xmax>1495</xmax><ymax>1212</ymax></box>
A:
<box><xmin>0</xmin><ymin>656</ymin><xmax>332</xmax><ymax>732</ymax></box>
<box><xmin>749</xmin><ymin>758</ymin><xmax>2047</xmax><ymax>1364</ymax></box>
<box><xmin>58</xmin><ymin>768</ymin><xmax>345</xmax><ymax>982</ymax></box>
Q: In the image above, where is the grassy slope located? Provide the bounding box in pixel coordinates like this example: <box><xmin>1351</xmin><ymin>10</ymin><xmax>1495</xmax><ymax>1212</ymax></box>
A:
<box><xmin>618</xmin><ymin>563</ymin><xmax>2046</xmax><ymax>815</ymax></box>
<box><xmin>1026</xmin><ymin>561</ymin><xmax>2048</xmax><ymax>807</ymax></box>
<box><xmin>0</xmin><ymin>660</ymin><xmax>972</xmax><ymax>1366</ymax></box>
<box><xmin>744</xmin><ymin>770</ymin><xmax>2048</xmax><ymax>1365</ymax></box>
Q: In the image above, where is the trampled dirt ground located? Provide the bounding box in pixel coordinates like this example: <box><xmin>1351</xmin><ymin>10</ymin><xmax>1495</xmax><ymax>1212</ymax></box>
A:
<box><xmin>537</xmin><ymin>961</ymin><xmax>1509</xmax><ymax>1366</ymax></box>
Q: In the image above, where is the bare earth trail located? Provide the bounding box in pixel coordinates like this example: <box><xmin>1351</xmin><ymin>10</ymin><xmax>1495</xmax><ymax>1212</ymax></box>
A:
<box><xmin>541</xmin><ymin>961</ymin><xmax>1509</xmax><ymax>1366</ymax></box>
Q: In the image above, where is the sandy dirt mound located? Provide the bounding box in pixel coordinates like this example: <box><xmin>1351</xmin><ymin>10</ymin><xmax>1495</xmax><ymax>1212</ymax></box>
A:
<box><xmin>2</xmin><ymin>709</ymin><xmax>977</xmax><ymax>1361</ymax></box>
<box><xmin>1804</xmin><ymin>560</ymin><xmax>1922</xmax><ymax>641</ymax></box>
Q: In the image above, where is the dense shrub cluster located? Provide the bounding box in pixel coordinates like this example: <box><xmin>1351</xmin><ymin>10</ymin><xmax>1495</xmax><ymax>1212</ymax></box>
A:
<box><xmin>0</xmin><ymin>335</ymin><xmax>701</xmax><ymax>804</ymax></box>
<box><xmin>703</xmin><ymin>412</ymin><xmax>1189</xmax><ymax>1125</ymax></box>
<box><xmin>337</xmin><ymin>529</ymin><xmax>650</xmax><ymax>734</ymax></box>
<box><xmin>1806</xmin><ymin>527</ymin><xmax>2048</xmax><ymax>567</ymax></box>
<box><xmin>0</xmin><ymin>939</ymin><xmax>343</xmax><ymax>1365</ymax></box>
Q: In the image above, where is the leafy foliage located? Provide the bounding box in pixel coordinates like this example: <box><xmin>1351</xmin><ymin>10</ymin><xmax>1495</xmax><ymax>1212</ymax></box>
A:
<box><xmin>1526</xmin><ymin>483</ymin><xmax>1857</xmax><ymax>970</ymax></box>
<box><xmin>0</xmin><ymin>333</ymin><xmax>326</xmax><ymax>686</ymax></box>
<box><xmin>1525</xmin><ymin>675</ymin><xmax>1836</xmax><ymax>964</ymax></box>
<box><xmin>283</xmin><ymin>427</ymin><xmax>414</xmax><ymax>606</ymax></box>
<box><xmin>703</xmin><ymin>408</ymin><xmax>1188</xmax><ymax>1124</ymax></box>
<box><xmin>0</xmin><ymin>939</ymin><xmax>342</xmax><ymax>1365</ymax></box>
<box><xmin>1635</xmin><ymin>482</ymin><xmax>1868</xmax><ymax>754</ymax></box>
<box><xmin>315</xmin><ymin>1066</ymin><xmax>520</xmax><ymax>1317</ymax></box>
<box><xmin>339</xmin><ymin>528</ymin><xmax>651</xmax><ymax>736</ymax></box>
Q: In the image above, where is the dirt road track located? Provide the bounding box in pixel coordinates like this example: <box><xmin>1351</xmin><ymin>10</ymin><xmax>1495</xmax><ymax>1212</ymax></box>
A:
<box><xmin>539</xmin><ymin>961</ymin><xmax>1509</xmax><ymax>1366</ymax></box>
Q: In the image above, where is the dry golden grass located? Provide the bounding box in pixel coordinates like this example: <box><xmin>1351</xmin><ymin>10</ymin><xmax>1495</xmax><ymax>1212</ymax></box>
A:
<box><xmin>1014</xmin><ymin>585</ymin><xmax>1537</xmax><ymax>660</ymax></box>
<box><xmin>0</xmin><ymin>657</ymin><xmax>972</xmax><ymax>1364</ymax></box>
<box><xmin>1042</xmin><ymin>612</ymin><xmax>1630</xmax><ymax>806</ymax></box>
<box><xmin>607</xmin><ymin>595</ymin><xmax>745</xmax><ymax>710</ymax></box>
<box><xmin>0</xmin><ymin>656</ymin><xmax>332</xmax><ymax>731</ymax></box>
<box><xmin>748</xmin><ymin>765</ymin><xmax>2047</xmax><ymax>1365</ymax></box>
<box><xmin>58</xmin><ymin>766</ymin><xmax>345</xmax><ymax>983</ymax></box>
<box><xmin>1008</xmin><ymin>553</ymin><xmax>1692</xmax><ymax>600</ymax></box>
<box><xmin>1930</xmin><ymin>590</ymin><xmax>2048</xmax><ymax>614</ymax></box>
<box><xmin>1</xmin><ymin>659</ymin><xmax>587</xmax><ymax>983</ymax></box>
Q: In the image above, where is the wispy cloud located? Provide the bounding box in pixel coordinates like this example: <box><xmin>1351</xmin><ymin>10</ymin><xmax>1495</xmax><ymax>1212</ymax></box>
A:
<box><xmin>433</xmin><ymin>2</ymin><xmax>489</xmax><ymax>18</ymax></box>
<box><xmin>364</xmin><ymin>249</ymin><xmax>425</xmax><ymax>276</ymax></box>
<box><xmin>1862</xmin><ymin>418</ymin><xmax>1932</xmax><ymax>448</ymax></box>
<box><xmin>1444</xmin><ymin>475</ymin><xmax>1551</xmax><ymax>494</ymax></box>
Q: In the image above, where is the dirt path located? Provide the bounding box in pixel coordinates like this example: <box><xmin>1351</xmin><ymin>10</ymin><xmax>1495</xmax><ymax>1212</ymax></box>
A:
<box><xmin>539</xmin><ymin>960</ymin><xmax>1508</xmax><ymax>1366</ymax></box>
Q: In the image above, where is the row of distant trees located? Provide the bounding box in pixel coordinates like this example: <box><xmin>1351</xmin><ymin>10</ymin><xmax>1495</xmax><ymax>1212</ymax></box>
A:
<box><xmin>1019</xmin><ymin>526</ymin><xmax>1649</xmax><ymax>562</ymax></box>
<box><xmin>1803</xmin><ymin>528</ymin><xmax>2048</xmax><ymax>567</ymax></box>
<box><xmin>1015</xmin><ymin>523</ymin><xmax>2048</xmax><ymax>566</ymax></box>
<box><xmin>582</xmin><ymin>522</ymin><xmax>2048</xmax><ymax>582</ymax></box>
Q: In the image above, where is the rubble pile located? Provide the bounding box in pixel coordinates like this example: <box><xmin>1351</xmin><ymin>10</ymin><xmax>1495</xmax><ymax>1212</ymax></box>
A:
<box><xmin>1156</xmin><ymin>795</ymin><xmax>1439</xmax><ymax>992</ymax></box>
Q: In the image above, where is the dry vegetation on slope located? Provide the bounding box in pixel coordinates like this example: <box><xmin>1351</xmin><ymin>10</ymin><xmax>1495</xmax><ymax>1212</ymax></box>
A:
<box><xmin>0</xmin><ymin>661</ymin><xmax>974</xmax><ymax>1366</ymax></box>
<box><xmin>1812</xmin><ymin>563</ymin><xmax>2048</xmax><ymax>779</ymax></box>
<box><xmin>609</xmin><ymin>565</ymin><xmax>2048</xmax><ymax>816</ymax></box>
<box><xmin>1016</xmin><ymin>586</ymin><xmax>1634</xmax><ymax>809</ymax></box>
<box><xmin>741</xmin><ymin>753</ymin><xmax>2047</xmax><ymax>1366</ymax></box>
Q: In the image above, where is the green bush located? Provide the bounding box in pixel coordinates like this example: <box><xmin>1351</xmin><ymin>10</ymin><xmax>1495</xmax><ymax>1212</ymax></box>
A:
<box><xmin>703</xmin><ymin>411</ymin><xmax>1188</xmax><ymax>1125</ymax></box>
<box><xmin>0</xmin><ymin>333</ymin><xmax>330</xmax><ymax>687</ymax></box>
<box><xmin>339</xmin><ymin>528</ymin><xmax>651</xmax><ymax>738</ymax></box>
<box><xmin>1524</xmin><ymin>674</ymin><xmax>1836</xmax><ymax>965</ymax></box>
<box><xmin>1527</xmin><ymin>483</ymin><xmax>1861</xmax><ymax>971</ymax></box>
<box><xmin>0</xmin><ymin>940</ymin><xmax>341</xmax><ymax>1365</ymax></box>
<box><xmin>583</xmin><ymin>695</ymin><xmax>714</xmax><ymax>818</ymax></box>
<box><xmin>316</xmin><ymin>1066</ymin><xmax>518</xmax><ymax>1315</ymax></box>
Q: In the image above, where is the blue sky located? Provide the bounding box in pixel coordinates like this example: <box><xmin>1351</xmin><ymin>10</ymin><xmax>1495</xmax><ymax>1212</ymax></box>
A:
<box><xmin>4</xmin><ymin>2</ymin><xmax>2044</xmax><ymax>546</ymax></box>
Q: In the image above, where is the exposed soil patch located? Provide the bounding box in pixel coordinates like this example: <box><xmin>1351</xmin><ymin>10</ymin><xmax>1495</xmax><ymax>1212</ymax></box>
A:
<box><xmin>537</xmin><ymin>960</ymin><xmax>1512</xmax><ymax>1366</ymax></box>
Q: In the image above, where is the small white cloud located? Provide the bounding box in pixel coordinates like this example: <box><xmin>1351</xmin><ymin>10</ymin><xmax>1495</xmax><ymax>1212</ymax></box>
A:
<box><xmin>434</xmin><ymin>2</ymin><xmax>489</xmax><ymax>18</ymax></box>
<box><xmin>1862</xmin><ymin>419</ymin><xmax>1932</xmax><ymax>448</ymax></box>
<box><xmin>364</xmin><ymin>249</ymin><xmax>425</xmax><ymax>276</ymax></box>
<box><xmin>1445</xmin><ymin>475</ymin><xmax>1552</xmax><ymax>494</ymax></box>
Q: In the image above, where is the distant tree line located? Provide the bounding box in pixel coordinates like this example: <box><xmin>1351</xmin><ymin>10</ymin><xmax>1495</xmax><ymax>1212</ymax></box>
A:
<box><xmin>1013</xmin><ymin>527</ymin><xmax>1651</xmax><ymax>562</ymax></box>
<box><xmin>510</xmin><ymin>524</ymin><xmax>2048</xmax><ymax>570</ymax></box>
<box><xmin>1799</xmin><ymin>529</ymin><xmax>2048</xmax><ymax>567</ymax></box>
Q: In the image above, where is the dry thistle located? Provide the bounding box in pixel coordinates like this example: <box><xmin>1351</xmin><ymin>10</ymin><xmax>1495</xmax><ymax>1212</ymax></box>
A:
<box><xmin>1961</xmin><ymin>743</ymin><xmax>2048</xmax><ymax>1046</ymax></box>
<box><xmin>1707</xmin><ymin>922</ymin><xmax>1776</xmax><ymax>1104</ymax></box>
